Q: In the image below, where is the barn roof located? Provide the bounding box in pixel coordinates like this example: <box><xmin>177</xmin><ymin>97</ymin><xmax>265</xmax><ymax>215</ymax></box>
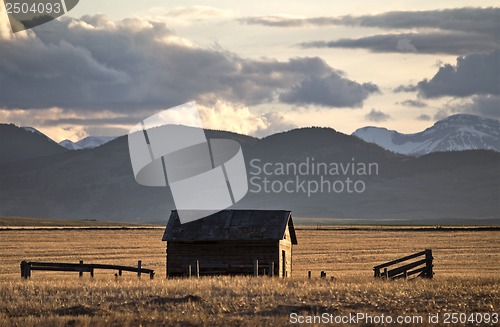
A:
<box><xmin>162</xmin><ymin>210</ymin><xmax>297</xmax><ymax>244</ymax></box>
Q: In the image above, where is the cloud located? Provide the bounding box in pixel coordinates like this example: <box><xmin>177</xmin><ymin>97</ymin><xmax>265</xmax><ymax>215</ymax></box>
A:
<box><xmin>396</xmin><ymin>38</ymin><xmax>417</xmax><ymax>52</ymax></box>
<box><xmin>394</xmin><ymin>84</ymin><xmax>418</xmax><ymax>93</ymax></box>
<box><xmin>279</xmin><ymin>74</ymin><xmax>379</xmax><ymax>107</ymax></box>
<box><xmin>255</xmin><ymin>112</ymin><xmax>297</xmax><ymax>137</ymax></box>
<box><xmin>365</xmin><ymin>109</ymin><xmax>391</xmax><ymax>122</ymax></box>
<box><xmin>198</xmin><ymin>101</ymin><xmax>296</xmax><ymax>137</ymax></box>
<box><xmin>238</xmin><ymin>15</ymin><xmax>339</xmax><ymax>27</ymax></box>
<box><xmin>416</xmin><ymin>114</ymin><xmax>431</xmax><ymax>121</ymax></box>
<box><xmin>0</xmin><ymin>15</ymin><xmax>377</xmax><ymax>113</ymax></box>
<box><xmin>0</xmin><ymin>107</ymin><xmax>133</xmax><ymax>140</ymax></box>
<box><xmin>432</xmin><ymin>94</ymin><xmax>500</xmax><ymax>120</ymax></box>
<box><xmin>240</xmin><ymin>8</ymin><xmax>500</xmax><ymax>37</ymax></box>
<box><xmin>299</xmin><ymin>32</ymin><xmax>498</xmax><ymax>55</ymax></box>
<box><xmin>41</xmin><ymin>116</ymin><xmax>139</xmax><ymax>127</ymax></box>
<box><xmin>0</xmin><ymin>108</ymin><xmax>90</xmax><ymax>142</ymax></box>
<box><xmin>417</xmin><ymin>50</ymin><xmax>500</xmax><ymax>98</ymax></box>
<box><xmin>1</xmin><ymin>101</ymin><xmax>297</xmax><ymax>140</ymax></box>
<box><xmin>399</xmin><ymin>99</ymin><xmax>427</xmax><ymax>108</ymax></box>
<box><xmin>433</xmin><ymin>109</ymin><xmax>450</xmax><ymax>120</ymax></box>
<box><xmin>252</xmin><ymin>8</ymin><xmax>499</xmax><ymax>55</ymax></box>
<box><xmin>146</xmin><ymin>5</ymin><xmax>233</xmax><ymax>25</ymax></box>
<box><xmin>160</xmin><ymin>5</ymin><xmax>232</xmax><ymax>19</ymax></box>
<box><xmin>454</xmin><ymin>95</ymin><xmax>500</xmax><ymax>119</ymax></box>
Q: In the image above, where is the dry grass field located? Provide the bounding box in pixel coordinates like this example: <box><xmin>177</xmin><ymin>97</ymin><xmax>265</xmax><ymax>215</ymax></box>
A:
<box><xmin>0</xmin><ymin>225</ymin><xmax>498</xmax><ymax>326</ymax></box>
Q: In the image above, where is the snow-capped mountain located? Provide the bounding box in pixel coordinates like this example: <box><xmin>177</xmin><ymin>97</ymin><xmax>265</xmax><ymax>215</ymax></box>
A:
<box><xmin>59</xmin><ymin>139</ymin><xmax>82</xmax><ymax>150</ymax></box>
<box><xmin>59</xmin><ymin>136</ymin><xmax>117</xmax><ymax>150</ymax></box>
<box><xmin>353</xmin><ymin>114</ymin><xmax>500</xmax><ymax>156</ymax></box>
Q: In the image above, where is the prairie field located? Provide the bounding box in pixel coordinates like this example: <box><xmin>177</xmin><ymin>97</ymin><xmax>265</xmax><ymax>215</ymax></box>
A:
<box><xmin>0</xmin><ymin>225</ymin><xmax>498</xmax><ymax>326</ymax></box>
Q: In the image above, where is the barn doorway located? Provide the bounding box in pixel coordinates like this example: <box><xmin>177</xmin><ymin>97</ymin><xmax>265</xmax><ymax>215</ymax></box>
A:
<box><xmin>282</xmin><ymin>250</ymin><xmax>286</xmax><ymax>277</ymax></box>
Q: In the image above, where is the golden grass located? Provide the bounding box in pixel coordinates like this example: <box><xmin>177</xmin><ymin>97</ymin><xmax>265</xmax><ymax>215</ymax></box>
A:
<box><xmin>0</xmin><ymin>227</ymin><xmax>498</xmax><ymax>326</ymax></box>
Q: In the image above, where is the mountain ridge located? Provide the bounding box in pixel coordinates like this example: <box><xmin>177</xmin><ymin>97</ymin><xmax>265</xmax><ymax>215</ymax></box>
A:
<box><xmin>0</xmin><ymin>124</ymin><xmax>498</xmax><ymax>223</ymax></box>
<box><xmin>353</xmin><ymin>114</ymin><xmax>500</xmax><ymax>156</ymax></box>
<box><xmin>0</xmin><ymin>124</ymin><xmax>67</xmax><ymax>164</ymax></box>
<box><xmin>59</xmin><ymin>136</ymin><xmax>117</xmax><ymax>150</ymax></box>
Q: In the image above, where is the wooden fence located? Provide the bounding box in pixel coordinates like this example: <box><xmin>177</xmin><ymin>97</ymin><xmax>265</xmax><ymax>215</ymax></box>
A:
<box><xmin>183</xmin><ymin>260</ymin><xmax>276</xmax><ymax>277</ymax></box>
<box><xmin>373</xmin><ymin>249</ymin><xmax>433</xmax><ymax>280</ymax></box>
<box><xmin>20</xmin><ymin>260</ymin><xmax>155</xmax><ymax>279</ymax></box>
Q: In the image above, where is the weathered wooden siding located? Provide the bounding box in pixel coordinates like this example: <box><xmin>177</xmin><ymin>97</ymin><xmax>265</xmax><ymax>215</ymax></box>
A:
<box><xmin>167</xmin><ymin>241</ymin><xmax>281</xmax><ymax>276</ymax></box>
<box><xmin>278</xmin><ymin>226</ymin><xmax>293</xmax><ymax>277</ymax></box>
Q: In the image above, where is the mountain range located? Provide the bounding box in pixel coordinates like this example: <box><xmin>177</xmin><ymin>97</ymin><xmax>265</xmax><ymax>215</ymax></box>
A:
<box><xmin>0</xmin><ymin>124</ymin><xmax>67</xmax><ymax>164</ymax></box>
<box><xmin>59</xmin><ymin>136</ymin><xmax>117</xmax><ymax>150</ymax></box>
<box><xmin>353</xmin><ymin>114</ymin><xmax>500</xmax><ymax>156</ymax></box>
<box><xmin>0</xmin><ymin>115</ymin><xmax>499</xmax><ymax>224</ymax></box>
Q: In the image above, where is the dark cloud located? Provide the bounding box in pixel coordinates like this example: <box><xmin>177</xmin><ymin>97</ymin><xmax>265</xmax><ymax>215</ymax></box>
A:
<box><xmin>0</xmin><ymin>15</ymin><xmax>377</xmax><ymax>112</ymax></box>
<box><xmin>240</xmin><ymin>8</ymin><xmax>500</xmax><ymax>37</ymax></box>
<box><xmin>417</xmin><ymin>50</ymin><xmax>500</xmax><ymax>98</ymax></box>
<box><xmin>41</xmin><ymin>116</ymin><xmax>140</xmax><ymax>126</ymax></box>
<box><xmin>279</xmin><ymin>74</ymin><xmax>379</xmax><ymax>107</ymax></box>
<box><xmin>399</xmin><ymin>99</ymin><xmax>427</xmax><ymax>108</ymax></box>
<box><xmin>394</xmin><ymin>84</ymin><xmax>418</xmax><ymax>93</ymax></box>
<box><xmin>433</xmin><ymin>95</ymin><xmax>500</xmax><ymax>120</ymax></box>
<box><xmin>238</xmin><ymin>16</ymin><xmax>343</xmax><ymax>27</ymax></box>
<box><xmin>416</xmin><ymin>114</ymin><xmax>432</xmax><ymax>121</ymax></box>
<box><xmin>433</xmin><ymin>109</ymin><xmax>450</xmax><ymax>120</ymax></box>
<box><xmin>299</xmin><ymin>32</ymin><xmax>498</xmax><ymax>55</ymax></box>
<box><xmin>365</xmin><ymin>109</ymin><xmax>390</xmax><ymax>122</ymax></box>
<box><xmin>85</xmin><ymin>126</ymin><xmax>128</xmax><ymax>137</ymax></box>
<box><xmin>253</xmin><ymin>8</ymin><xmax>499</xmax><ymax>55</ymax></box>
<box><xmin>455</xmin><ymin>95</ymin><xmax>500</xmax><ymax>119</ymax></box>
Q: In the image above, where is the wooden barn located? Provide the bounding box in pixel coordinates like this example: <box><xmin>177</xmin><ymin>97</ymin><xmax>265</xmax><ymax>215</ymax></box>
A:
<box><xmin>162</xmin><ymin>210</ymin><xmax>297</xmax><ymax>277</ymax></box>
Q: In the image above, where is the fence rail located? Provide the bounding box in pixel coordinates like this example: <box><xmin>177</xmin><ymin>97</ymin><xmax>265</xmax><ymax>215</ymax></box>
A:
<box><xmin>373</xmin><ymin>249</ymin><xmax>433</xmax><ymax>280</ymax></box>
<box><xmin>181</xmin><ymin>260</ymin><xmax>276</xmax><ymax>277</ymax></box>
<box><xmin>20</xmin><ymin>260</ymin><xmax>154</xmax><ymax>279</ymax></box>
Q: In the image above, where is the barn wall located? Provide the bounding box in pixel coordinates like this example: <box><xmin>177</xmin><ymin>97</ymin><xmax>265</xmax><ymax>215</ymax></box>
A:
<box><xmin>278</xmin><ymin>226</ymin><xmax>293</xmax><ymax>277</ymax></box>
<box><xmin>167</xmin><ymin>241</ymin><xmax>280</xmax><ymax>276</ymax></box>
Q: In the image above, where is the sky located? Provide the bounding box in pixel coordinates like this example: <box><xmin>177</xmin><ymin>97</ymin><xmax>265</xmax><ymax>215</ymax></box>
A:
<box><xmin>0</xmin><ymin>1</ymin><xmax>499</xmax><ymax>142</ymax></box>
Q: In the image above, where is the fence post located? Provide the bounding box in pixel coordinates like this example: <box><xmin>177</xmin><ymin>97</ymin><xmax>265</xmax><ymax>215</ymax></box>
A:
<box><xmin>79</xmin><ymin>260</ymin><xmax>84</xmax><ymax>278</ymax></box>
<box><xmin>90</xmin><ymin>269</ymin><xmax>94</xmax><ymax>278</ymax></box>
<box><xmin>196</xmin><ymin>260</ymin><xmax>200</xmax><ymax>278</ymax></box>
<box><xmin>138</xmin><ymin>260</ymin><xmax>142</xmax><ymax>279</ymax></box>
<box><xmin>254</xmin><ymin>260</ymin><xmax>258</xmax><ymax>276</ymax></box>
<box><xmin>20</xmin><ymin>261</ymin><xmax>28</xmax><ymax>279</ymax></box>
<box><xmin>425</xmin><ymin>249</ymin><xmax>433</xmax><ymax>279</ymax></box>
<box><xmin>374</xmin><ymin>267</ymin><xmax>380</xmax><ymax>278</ymax></box>
<box><xmin>383</xmin><ymin>268</ymin><xmax>388</xmax><ymax>279</ymax></box>
<box><xmin>269</xmin><ymin>262</ymin><xmax>274</xmax><ymax>277</ymax></box>
<box><xmin>188</xmin><ymin>265</ymin><xmax>192</xmax><ymax>278</ymax></box>
<box><xmin>308</xmin><ymin>271</ymin><xmax>311</xmax><ymax>279</ymax></box>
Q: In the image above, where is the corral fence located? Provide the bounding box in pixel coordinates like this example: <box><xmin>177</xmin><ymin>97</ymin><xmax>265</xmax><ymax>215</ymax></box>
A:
<box><xmin>20</xmin><ymin>260</ymin><xmax>155</xmax><ymax>279</ymax></box>
<box><xmin>181</xmin><ymin>260</ymin><xmax>276</xmax><ymax>277</ymax></box>
<box><xmin>374</xmin><ymin>249</ymin><xmax>433</xmax><ymax>280</ymax></box>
